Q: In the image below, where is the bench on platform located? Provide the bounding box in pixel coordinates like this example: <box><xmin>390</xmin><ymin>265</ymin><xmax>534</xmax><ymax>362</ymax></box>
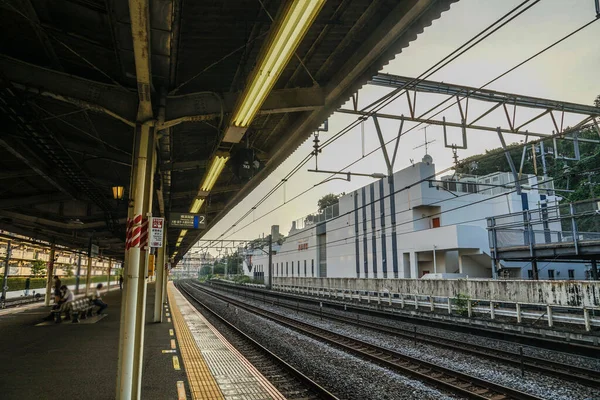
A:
<box><xmin>52</xmin><ymin>298</ymin><xmax>95</xmax><ymax>323</ymax></box>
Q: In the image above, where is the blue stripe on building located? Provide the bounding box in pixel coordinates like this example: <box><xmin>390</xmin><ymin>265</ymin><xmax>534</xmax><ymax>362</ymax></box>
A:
<box><xmin>362</xmin><ymin>186</ymin><xmax>368</xmax><ymax>277</ymax></box>
<box><xmin>354</xmin><ymin>191</ymin><xmax>360</xmax><ymax>278</ymax></box>
<box><xmin>370</xmin><ymin>183</ymin><xmax>377</xmax><ymax>278</ymax></box>
<box><xmin>389</xmin><ymin>178</ymin><xmax>399</xmax><ymax>278</ymax></box>
<box><xmin>379</xmin><ymin>179</ymin><xmax>387</xmax><ymax>278</ymax></box>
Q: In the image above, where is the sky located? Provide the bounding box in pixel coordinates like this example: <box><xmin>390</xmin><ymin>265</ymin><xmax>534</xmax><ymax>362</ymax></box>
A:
<box><xmin>190</xmin><ymin>0</ymin><xmax>600</xmax><ymax>257</ymax></box>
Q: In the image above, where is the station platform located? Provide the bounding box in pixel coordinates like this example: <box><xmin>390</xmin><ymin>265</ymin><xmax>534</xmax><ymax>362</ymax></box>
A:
<box><xmin>0</xmin><ymin>281</ymin><xmax>282</xmax><ymax>399</ymax></box>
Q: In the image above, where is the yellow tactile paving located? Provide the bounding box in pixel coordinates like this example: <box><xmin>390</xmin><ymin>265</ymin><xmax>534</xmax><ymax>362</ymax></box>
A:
<box><xmin>168</xmin><ymin>283</ymin><xmax>225</xmax><ymax>400</ymax></box>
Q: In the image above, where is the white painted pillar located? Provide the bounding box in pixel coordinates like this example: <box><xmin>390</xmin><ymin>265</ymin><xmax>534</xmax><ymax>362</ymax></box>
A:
<box><xmin>547</xmin><ymin>305</ymin><xmax>553</xmax><ymax>327</ymax></box>
<box><xmin>467</xmin><ymin>300</ymin><xmax>472</xmax><ymax>317</ymax></box>
<box><xmin>447</xmin><ymin>297</ymin><xmax>452</xmax><ymax>314</ymax></box>
<box><xmin>584</xmin><ymin>308</ymin><xmax>591</xmax><ymax>332</ymax></box>
<box><xmin>490</xmin><ymin>301</ymin><xmax>495</xmax><ymax>319</ymax></box>
<box><xmin>410</xmin><ymin>252</ymin><xmax>418</xmax><ymax>278</ymax></box>
<box><xmin>516</xmin><ymin>303</ymin><xmax>522</xmax><ymax>323</ymax></box>
<box><xmin>430</xmin><ymin>296</ymin><xmax>435</xmax><ymax>312</ymax></box>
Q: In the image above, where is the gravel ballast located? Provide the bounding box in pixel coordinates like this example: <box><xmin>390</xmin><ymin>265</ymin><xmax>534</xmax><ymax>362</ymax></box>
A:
<box><xmin>200</xmin><ymin>283</ymin><xmax>599</xmax><ymax>400</ymax></box>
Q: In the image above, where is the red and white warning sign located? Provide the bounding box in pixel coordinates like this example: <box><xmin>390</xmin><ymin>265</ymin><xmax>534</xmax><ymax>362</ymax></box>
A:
<box><xmin>149</xmin><ymin>217</ymin><xmax>165</xmax><ymax>248</ymax></box>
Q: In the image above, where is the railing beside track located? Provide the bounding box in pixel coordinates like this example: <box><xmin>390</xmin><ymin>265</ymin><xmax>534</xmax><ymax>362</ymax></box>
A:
<box><xmin>271</xmin><ymin>283</ymin><xmax>600</xmax><ymax>334</ymax></box>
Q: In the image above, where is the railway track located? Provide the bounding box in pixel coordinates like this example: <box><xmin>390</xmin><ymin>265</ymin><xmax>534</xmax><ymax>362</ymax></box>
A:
<box><xmin>189</xmin><ymin>281</ymin><xmax>543</xmax><ymax>400</ymax></box>
<box><xmin>176</xmin><ymin>282</ymin><xmax>339</xmax><ymax>400</ymax></box>
<box><xmin>211</xmin><ymin>282</ymin><xmax>600</xmax><ymax>389</ymax></box>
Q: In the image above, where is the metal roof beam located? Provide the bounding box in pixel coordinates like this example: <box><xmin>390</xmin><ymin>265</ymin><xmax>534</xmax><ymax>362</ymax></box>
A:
<box><xmin>165</xmin><ymin>86</ymin><xmax>325</xmax><ymax>121</ymax></box>
<box><xmin>0</xmin><ymin>55</ymin><xmax>138</xmax><ymax>124</ymax></box>
<box><xmin>0</xmin><ymin>137</ymin><xmax>76</xmax><ymax>198</ymax></box>
<box><xmin>370</xmin><ymin>73</ymin><xmax>600</xmax><ymax>116</ymax></box>
<box><xmin>184</xmin><ymin>0</ymin><xmax>445</xmax><ymax>256</ymax></box>
<box><xmin>0</xmin><ymin>193</ymin><xmax>72</xmax><ymax>209</ymax></box>
<box><xmin>160</xmin><ymin>159</ymin><xmax>208</xmax><ymax>172</ymax></box>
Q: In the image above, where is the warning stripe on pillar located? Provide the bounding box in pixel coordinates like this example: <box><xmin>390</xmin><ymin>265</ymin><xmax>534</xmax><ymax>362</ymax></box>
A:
<box><xmin>128</xmin><ymin>215</ymin><xmax>143</xmax><ymax>249</ymax></box>
<box><xmin>140</xmin><ymin>218</ymin><xmax>149</xmax><ymax>250</ymax></box>
<box><xmin>125</xmin><ymin>218</ymin><xmax>134</xmax><ymax>250</ymax></box>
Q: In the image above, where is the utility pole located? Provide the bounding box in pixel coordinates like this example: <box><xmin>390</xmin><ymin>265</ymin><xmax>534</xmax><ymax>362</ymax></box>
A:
<box><xmin>267</xmin><ymin>233</ymin><xmax>273</xmax><ymax>289</ymax></box>
<box><xmin>44</xmin><ymin>242</ymin><xmax>56</xmax><ymax>306</ymax></box>
<box><xmin>1</xmin><ymin>241</ymin><xmax>11</xmax><ymax>308</ymax></box>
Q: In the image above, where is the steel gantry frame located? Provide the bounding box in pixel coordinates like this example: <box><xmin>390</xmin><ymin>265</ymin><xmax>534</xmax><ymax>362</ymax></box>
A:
<box><xmin>338</xmin><ymin>72</ymin><xmax>600</xmax><ymax>144</ymax></box>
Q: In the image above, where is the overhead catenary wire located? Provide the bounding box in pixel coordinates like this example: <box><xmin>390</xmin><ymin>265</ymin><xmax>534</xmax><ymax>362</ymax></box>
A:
<box><xmin>209</xmin><ymin>13</ymin><xmax>600</xmax><ymax>247</ymax></box>
<box><xmin>191</xmin><ymin>2</ymin><xmax>540</xmax><ymax>255</ymax></box>
<box><xmin>200</xmin><ymin>128</ymin><xmax>580</xmax><ymax>253</ymax></box>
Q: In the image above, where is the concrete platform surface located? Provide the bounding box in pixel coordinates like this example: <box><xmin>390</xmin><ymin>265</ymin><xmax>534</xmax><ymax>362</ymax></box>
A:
<box><xmin>0</xmin><ymin>282</ymin><xmax>188</xmax><ymax>400</ymax></box>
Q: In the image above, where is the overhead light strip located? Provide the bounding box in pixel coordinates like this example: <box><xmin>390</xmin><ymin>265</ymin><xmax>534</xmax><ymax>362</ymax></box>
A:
<box><xmin>231</xmin><ymin>0</ymin><xmax>325</xmax><ymax>128</ymax></box>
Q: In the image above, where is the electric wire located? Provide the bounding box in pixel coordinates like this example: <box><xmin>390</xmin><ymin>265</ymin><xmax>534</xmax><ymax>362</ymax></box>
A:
<box><xmin>200</xmin><ymin>126</ymin><xmax>589</xmax><ymax>254</ymax></box>
<box><xmin>190</xmin><ymin>2</ymin><xmax>538</xmax><ymax>255</ymax></box>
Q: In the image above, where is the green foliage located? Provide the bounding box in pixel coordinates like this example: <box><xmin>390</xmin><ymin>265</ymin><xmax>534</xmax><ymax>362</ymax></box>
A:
<box><xmin>318</xmin><ymin>193</ymin><xmax>339</xmax><ymax>210</ymax></box>
<box><xmin>199</xmin><ymin>266</ymin><xmax>213</xmax><ymax>276</ymax></box>
<box><xmin>226</xmin><ymin>251</ymin><xmax>242</xmax><ymax>275</ymax></box>
<box><xmin>454</xmin><ymin>293</ymin><xmax>470</xmax><ymax>316</ymax></box>
<box><xmin>30</xmin><ymin>260</ymin><xmax>46</xmax><ymax>277</ymax></box>
<box><xmin>64</xmin><ymin>265</ymin><xmax>74</xmax><ymax>277</ymax></box>
<box><xmin>232</xmin><ymin>275</ymin><xmax>252</xmax><ymax>284</ymax></box>
<box><xmin>0</xmin><ymin>277</ymin><xmax>46</xmax><ymax>291</ymax></box>
<box><xmin>594</xmin><ymin>94</ymin><xmax>600</xmax><ymax>108</ymax></box>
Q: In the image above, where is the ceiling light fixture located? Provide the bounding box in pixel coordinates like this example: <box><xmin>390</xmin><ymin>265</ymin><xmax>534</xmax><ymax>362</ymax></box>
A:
<box><xmin>112</xmin><ymin>186</ymin><xmax>124</xmax><ymax>200</ymax></box>
<box><xmin>223</xmin><ymin>0</ymin><xmax>325</xmax><ymax>142</ymax></box>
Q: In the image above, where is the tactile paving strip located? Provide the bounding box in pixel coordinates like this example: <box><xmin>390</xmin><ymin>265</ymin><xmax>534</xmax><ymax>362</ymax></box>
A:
<box><xmin>171</xmin><ymin>284</ymin><xmax>285</xmax><ymax>400</ymax></box>
<box><xmin>168</xmin><ymin>285</ymin><xmax>224</xmax><ymax>400</ymax></box>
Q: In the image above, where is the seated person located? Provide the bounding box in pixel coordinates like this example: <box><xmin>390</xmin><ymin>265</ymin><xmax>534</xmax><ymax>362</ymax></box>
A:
<box><xmin>92</xmin><ymin>283</ymin><xmax>108</xmax><ymax>315</ymax></box>
<box><xmin>56</xmin><ymin>285</ymin><xmax>74</xmax><ymax>323</ymax></box>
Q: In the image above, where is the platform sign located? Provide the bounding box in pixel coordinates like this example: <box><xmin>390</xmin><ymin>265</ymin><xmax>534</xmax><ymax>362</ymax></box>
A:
<box><xmin>89</xmin><ymin>243</ymin><xmax>99</xmax><ymax>257</ymax></box>
<box><xmin>169</xmin><ymin>213</ymin><xmax>206</xmax><ymax>229</ymax></box>
<box><xmin>149</xmin><ymin>217</ymin><xmax>165</xmax><ymax>248</ymax></box>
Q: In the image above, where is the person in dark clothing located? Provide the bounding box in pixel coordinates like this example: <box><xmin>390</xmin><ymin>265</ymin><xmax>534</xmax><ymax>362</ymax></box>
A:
<box><xmin>119</xmin><ymin>275</ymin><xmax>123</xmax><ymax>290</ymax></box>
<box><xmin>53</xmin><ymin>276</ymin><xmax>61</xmax><ymax>303</ymax></box>
<box><xmin>92</xmin><ymin>283</ymin><xmax>108</xmax><ymax>315</ymax></box>
<box><xmin>24</xmin><ymin>277</ymin><xmax>30</xmax><ymax>296</ymax></box>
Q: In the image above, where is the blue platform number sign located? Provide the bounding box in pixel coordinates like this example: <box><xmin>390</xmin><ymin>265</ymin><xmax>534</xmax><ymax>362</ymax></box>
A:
<box><xmin>169</xmin><ymin>213</ymin><xmax>206</xmax><ymax>229</ymax></box>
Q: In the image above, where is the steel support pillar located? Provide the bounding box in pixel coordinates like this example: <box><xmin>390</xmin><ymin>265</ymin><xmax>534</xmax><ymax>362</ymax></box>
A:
<box><xmin>162</xmin><ymin>253</ymin><xmax>168</xmax><ymax>305</ymax></box>
<box><xmin>108</xmin><ymin>260</ymin><xmax>112</xmax><ymax>292</ymax></box>
<box><xmin>85</xmin><ymin>251</ymin><xmax>93</xmax><ymax>296</ymax></box>
<box><xmin>531</xmin><ymin>260</ymin><xmax>539</xmax><ymax>281</ymax></box>
<box><xmin>154</xmin><ymin>239</ymin><xmax>165</xmax><ymax>323</ymax></box>
<box><xmin>117</xmin><ymin>122</ymin><xmax>153</xmax><ymax>400</ymax></box>
<box><xmin>44</xmin><ymin>242</ymin><xmax>56</xmax><ymax>306</ymax></box>
<box><xmin>75</xmin><ymin>252</ymin><xmax>82</xmax><ymax>294</ymax></box>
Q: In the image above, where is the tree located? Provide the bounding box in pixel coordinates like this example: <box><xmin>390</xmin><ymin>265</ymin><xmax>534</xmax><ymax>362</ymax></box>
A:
<box><xmin>594</xmin><ymin>94</ymin><xmax>600</xmax><ymax>108</ymax></box>
<box><xmin>30</xmin><ymin>260</ymin><xmax>46</xmax><ymax>277</ymax></box>
<box><xmin>226</xmin><ymin>251</ymin><xmax>242</xmax><ymax>275</ymax></box>
<box><xmin>318</xmin><ymin>193</ymin><xmax>338</xmax><ymax>211</ymax></box>
<box><xmin>64</xmin><ymin>264</ymin><xmax>74</xmax><ymax>277</ymax></box>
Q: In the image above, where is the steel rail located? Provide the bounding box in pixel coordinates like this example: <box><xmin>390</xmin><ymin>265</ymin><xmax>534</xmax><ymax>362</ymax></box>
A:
<box><xmin>211</xmin><ymin>282</ymin><xmax>600</xmax><ymax>388</ymax></box>
<box><xmin>191</xmin><ymin>282</ymin><xmax>542</xmax><ymax>400</ymax></box>
<box><xmin>175</xmin><ymin>282</ymin><xmax>339</xmax><ymax>400</ymax></box>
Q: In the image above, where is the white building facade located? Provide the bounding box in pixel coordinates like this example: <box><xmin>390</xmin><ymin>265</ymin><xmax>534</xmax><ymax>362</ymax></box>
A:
<box><xmin>242</xmin><ymin>157</ymin><xmax>583</xmax><ymax>281</ymax></box>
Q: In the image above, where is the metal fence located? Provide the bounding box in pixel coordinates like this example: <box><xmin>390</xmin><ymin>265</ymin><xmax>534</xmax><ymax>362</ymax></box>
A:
<box><xmin>295</xmin><ymin>203</ymin><xmax>340</xmax><ymax>230</ymax></box>
<box><xmin>488</xmin><ymin>198</ymin><xmax>600</xmax><ymax>250</ymax></box>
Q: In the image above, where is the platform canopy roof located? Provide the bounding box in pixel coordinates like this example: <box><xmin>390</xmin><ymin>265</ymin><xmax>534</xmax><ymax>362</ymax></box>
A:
<box><xmin>0</xmin><ymin>0</ymin><xmax>455</xmax><ymax>261</ymax></box>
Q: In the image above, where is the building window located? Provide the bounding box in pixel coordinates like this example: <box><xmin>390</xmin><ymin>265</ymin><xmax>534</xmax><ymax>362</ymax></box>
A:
<box><xmin>432</xmin><ymin>217</ymin><xmax>440</xmax><ymax>228</ymax></box>
<box><xmin>311</xmin><ymin>259</ymin><xmax>314</xmax><ymax>277</ymax></box>
<box><xmin>548</xmin><ymin>269</ymin><xmax>555</xmax><ymax>280</ymax></box>
<box><xmin>298</xmin><ymin>260</ymin><xmax>300</xmax><ymax>275</ymax></box>
<box><xmin>304</xmin><ymin>260</ymin><xmax>307</xmax><ymax>276</ymax></box>
<box><xmin>286</xmin><ymin>262</ymin><xmax>288</xmax><ymax>275</ymax></box>
<box><xmin>291</xmin><ymin>261</ymin><xmax>294</xmax><ymax>276</ymax></box>
<box><xmin>527</xmin><ymin>270</ymin><xmax>533</xmax><ymax>279</ymax></box>
<box><xmin>568</xmin><ymin>269</ymin><xmax>575</xmax><ymax>280</ymax></box>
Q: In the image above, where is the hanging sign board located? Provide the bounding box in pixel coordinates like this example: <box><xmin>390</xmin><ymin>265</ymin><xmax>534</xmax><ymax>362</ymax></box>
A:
<box><xmin>169</xmin><ymin>213</ymin><xmax>206</xmax><ymax>229</ymax></box>
<box><xmin>89</xmin><ymin>243</ymin><xmax>99</xmax><ymax>257</ymax></box>
<box><xmin>149</xmin><ymin>217</ymin><xmax>165</xmax><ymax>248</ymax></box>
